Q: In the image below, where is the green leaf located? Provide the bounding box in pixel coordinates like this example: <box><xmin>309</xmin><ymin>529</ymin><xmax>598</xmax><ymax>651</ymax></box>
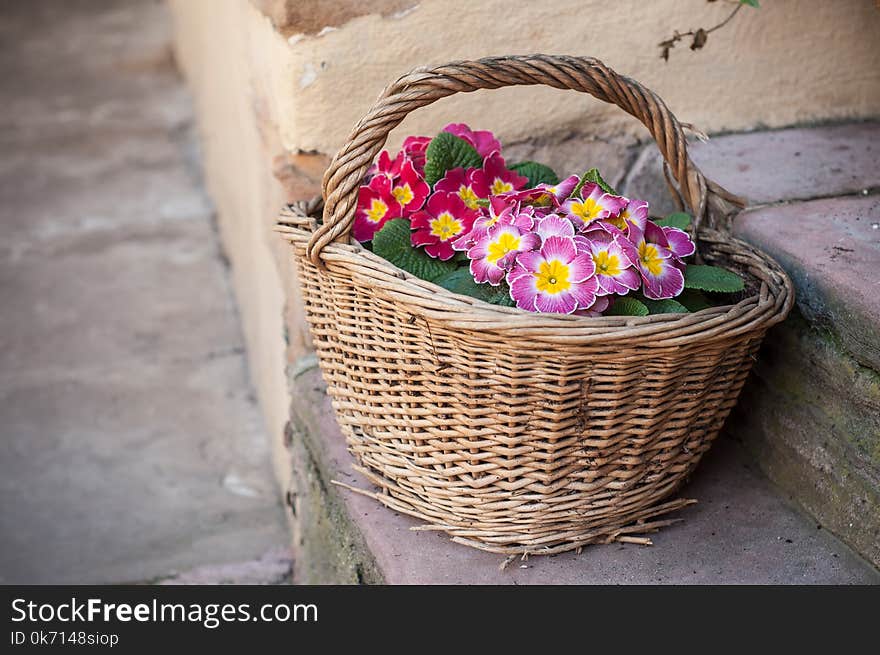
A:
<box><xmin>740</xmin><ymin>0</ymin><xmax>760</xmax><ymax>8</ymax></box>
<box><xmin>508</xmin><ymin>161</ymin><xmax>559</xmax><ymax>187</ymax></box>
<box><xmin>372</xmin><ymin>219</ymin><xmax>456</xmax><ymax>282</ymax></box>
<box><xmin>641</xmin><ymin>297</ymin><xmax>689</xmax><ymax>314</ymax></box>
<box><xmin>654</xmin><ymin>212</ymin><xmax>692</xmax><ymax>230</ymax></box>
<box><xmin>572</xmin><ymin>167</ymin><xmax>618</xmax><ymax>198</ymax></box>
<box><xmin>434</xmin><ymin>268</ymin><xmax>513</xmax><ymax>305</ymax></box>
<box><xmin>423</xmin><ymin>132</ymin><xmax>483</xmax><ymax>186</ymax></box>
<box><xmin>606</xmin><ymin>297</ymin><xmax>649</xmax><ymax>316</ymax></box>
<box><xmin>683</xmin><ymin>264</ymin><xmax>745</xmax><ymax>293</ymax></box>
<box><xmin>676</xmin><ymin>289</ymin><xmax>712</xmax><ymax>312</ymax></box>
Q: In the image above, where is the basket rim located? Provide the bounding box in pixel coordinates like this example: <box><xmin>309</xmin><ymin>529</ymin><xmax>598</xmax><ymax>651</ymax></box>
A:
<box><xmin>277</xmin><ymin>206</ymin><xmax>794</xmax><ymax>345</ymax></box>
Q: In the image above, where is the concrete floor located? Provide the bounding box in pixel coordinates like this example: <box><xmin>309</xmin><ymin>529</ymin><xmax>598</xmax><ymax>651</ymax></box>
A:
<box><xmin>0</xmin><ymin>0</ymin><xmax>289</xmax><ymax>583</ymax></box>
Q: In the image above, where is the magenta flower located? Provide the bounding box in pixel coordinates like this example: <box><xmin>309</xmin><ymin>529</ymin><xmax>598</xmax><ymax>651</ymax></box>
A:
<box><xmin>581</xmin><ymin>232</ymin><xmax>641</xmax><ymax>296</ymax></box>
<box><xmin>508</xmin><ymin>236</ymin><xmax>598</xmax><ymax>314</ymax></box>
<box><xmin>662</xmin><ymin>226</ymin><xmax>696</xmax><ymax>259</ymax></box>
<box><xmin>443</xmin><ymin>123</ymin><xmax>502</xmax><ymax>158</ymax></box>
<box><xmin>456</xmin><ymin>195</ymin><xmax>534</xmax><ymax>250</ymax></box>
<box><xmin>466</xmin><ymin>221</ymin><xmax>540</xmax><ymax>286</ymax></box>
<box><xmin>353</xmin><ymin>175</ymin><xmax>403</xmax><ymax>243</ymax></box>
<box><xmin>411</xmin><ymin>191</ymin><xmax>478</xmax><ymax>261</ymax></box>
<box><xmin>471</xmin><ymin>152</ymin><xmax>529</xmax><ymax>197</ymax></box>
<box><xmin>561</xmin><ymin>182</ymin><xmax>627</xmax><ymax>230</ymax></box>
<box><xmin>435</xmin><ymin>167</ymin><xmax>486</xmax><ymax>210</ymax></box>
<box><xmin>365</xmin><ymin>149</ymin><xmax>405</xmax><ymax>182</ymax></box>
<box><xmin>535</xmin><ymin>213</ymin><xmax>576</xmax><ymax>240</ymax></box>
<box><xmin>402</xmin><ymin>135</ymin><xmax>431</xmax><ymax>173</ymax></box>
<box><xmin>605</xmin><ymin>198</ymin><xmax>648</xmax><ymax>237</ymax></box>
<box><xmin>504</xmin><ymin>175</ymin><xmax>579</xmax><ymax>209</ymax></box>
<box><xmin>390</xmin><ymin>159</ymin><xmax>429</xmax><ymax>214</ymax></box>
<box><xmin>630</xmin><ymin>221</ymin><xmax>685</xmax><ymax>300</ymax></box>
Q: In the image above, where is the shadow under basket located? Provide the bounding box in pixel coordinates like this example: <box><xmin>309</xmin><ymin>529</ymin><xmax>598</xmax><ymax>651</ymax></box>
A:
<box><xmin>276</xmin><ymin>54</ymin><xmax>794</xmax><ymax>556</ymax></box>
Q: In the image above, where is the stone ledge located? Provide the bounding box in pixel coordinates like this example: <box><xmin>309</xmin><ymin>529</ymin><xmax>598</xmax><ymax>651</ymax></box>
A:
<box><xmin>620</xmin><ymin>121</ymin><xmax>880</xmax><ymax>217</ymax></box>
<box><xmin>735</xmin><ymin>194</ymin><xmax>880</xmax><ymax>371</ymax></box>
<box><xmin>285</xmin><ymin>363</ymin><xmax>878</xmax><ymax>584</ymax></box>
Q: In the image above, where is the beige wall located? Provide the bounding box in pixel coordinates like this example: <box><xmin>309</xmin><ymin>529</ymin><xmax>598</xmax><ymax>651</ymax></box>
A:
<box><xmin>168</xmin><ymin>0</ymin><xmax>880</xmax><ymax>492</ymax></box>
<box><xmin>277</xmin><ymin>0</ymin><xmax>880</xmax><ymax>153</ymax></box>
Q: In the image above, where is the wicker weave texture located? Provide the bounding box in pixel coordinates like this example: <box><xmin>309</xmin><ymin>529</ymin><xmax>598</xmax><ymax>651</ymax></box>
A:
<box><xmin>276</xmin><ymin>55</ymin><xmax>794</xmax><ymax>555</ymax></box>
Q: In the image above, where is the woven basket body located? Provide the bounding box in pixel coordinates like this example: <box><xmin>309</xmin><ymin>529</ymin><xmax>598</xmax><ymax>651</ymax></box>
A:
<box><xmin>277</xmin><ymin>55</ymin><xmax>793</xmax><ymax>555</ymax></box>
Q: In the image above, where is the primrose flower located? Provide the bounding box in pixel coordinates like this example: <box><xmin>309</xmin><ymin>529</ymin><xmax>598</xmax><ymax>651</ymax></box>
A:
<box><xmin>581</xmin><ymin>232</ymin><xmax>641</xmax><ymax>296</ymax></box>
<box><xmin>411</xmin><ymin>191</ymin><xmax>478</xmax><ymax>260</ymax></box>
<box><xmin>535</xmin><ymin>213</ymin><xmax>576</xmax><ymax>240</ymax></box>
<box><xmin>353</xmin><ymin>175</ymin><xmax>403</xmax><ymax>243</ymax></box>
<box><xmin>662</xmin><ymin>226</ymin><xmax>696</xmax><ymax>260</ymax></box>
<box><xmin>604</xmin><ymin>198</ymin><xmax>648</xmax><ymax>236</ymax></box>
<box><xmin>630</xmin><ymin>221</ymin><xmax>685</xmax><ymax>300</ymax></box>
<box><xmin>456</xmin><ymin>196</ymin><xmax>534</xmax><ymax>250</ymax></box>
<box><xmin>466</xmin><ymin>222</ymin><xmax>540</xmax><ymax>286</ymax></box>
<box><xmin>365</xmin><ymin>149</ymin><xmax>405</xmax><ymax>182</ymax></box>
<box><xmin>435</xmin><ymin>167</ymin><xmax>486</xmax><ymax>210</ymax></box>
<box><xmin>561</xmin><ymin>182</ymin><xmax>627</xmax><ymax>230</ymax></box>
<box><xmin>471</xmin><ymin>152</ymin><xmax>529</xmax><ymax>197</ymax></box>
<box><xmin>504</xmin><ymin>175</ymin><xmax>579</xmax><ymax>209</ymax></box>
<box><xmin>402</xmin><ymin>135</ymin><xmax>431</xmax><ymax>173</ymax></box>
<box><xmin>443</xmin><ymin>123</ymin><xmax>502</xmax><ymax>158</ymax></box>
<box><xmin>390</xmin><ymin>159</ymin><xmax>429</xmax><ymax>214</ymax></box>
<box><xmin>508</xmin><ymin>236</ymin><xmax>598</xmax><ymax>314</ymax></box>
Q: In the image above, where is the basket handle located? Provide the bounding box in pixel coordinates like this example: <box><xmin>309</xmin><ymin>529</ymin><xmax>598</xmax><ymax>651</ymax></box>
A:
<box><xmin>307</xmin><ymin>54</ymin><xmax>743</xmax><ymax>265</ymax></box>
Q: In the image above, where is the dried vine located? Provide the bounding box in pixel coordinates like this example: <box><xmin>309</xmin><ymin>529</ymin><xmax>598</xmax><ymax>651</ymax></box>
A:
<box><xmin>659</xmin><ymin>0</ymin><xmax>759</xmax><ymax>61</ymax></box>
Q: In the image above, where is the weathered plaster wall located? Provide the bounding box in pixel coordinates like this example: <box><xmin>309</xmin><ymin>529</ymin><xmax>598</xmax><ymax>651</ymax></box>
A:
<box><xmin>167</xmin><ymin>0</ymin><xmax>880</xmax><ymax>497</ymax></box>
<box><xmin>275</xmin><ymin>0</ymin><xmax>880</xmax><ymax>154</ymax></box>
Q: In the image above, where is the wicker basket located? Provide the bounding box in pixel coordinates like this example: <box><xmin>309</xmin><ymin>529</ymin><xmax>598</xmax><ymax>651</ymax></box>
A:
<box><xmin>276</xmin><ymin>55</ymin><xmax>793</xmax><ymax>555</ymax></box>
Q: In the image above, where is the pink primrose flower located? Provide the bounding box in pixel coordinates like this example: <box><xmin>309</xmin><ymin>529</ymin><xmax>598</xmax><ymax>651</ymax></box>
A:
<box><xmin>508</xmin><ymin>236</ymin><xmax>598</xmax><ymax>314</ymax></box>
<box><xmin>352</xmin><ymin>175</ymin><xmax>403</xmax><ymax>243</ymax></box>
<box><xmin>435</xmin><ymin>167</ymin><xmax>486</xmax><ymax>210</ymax></box>
<box><xmin>390</xmin><ymin>159</ymin><xmax>429</xmax><ymax>214</ymax></box>
<box><xmin>410</xmin><ymin>191</ymin><xmax>478</xmax><ymax>261</ymax></box>
<box><xmin>561</xmin><ymin>182</ymin><xmax>627</xmax><ymax>230</ymax></box>
<box><xmin>466</xmin><ymin>223</ymin><xmax>541</xmax><ymax>286</ymax></box>
<box><xmin>470</xmin><ymin>152</ymin><xmax>529</xmax><ymax>198</ymax></box>
<box><xmin>629</xmin><ymin>220</ymin><xmax>685</xmax><ymax>300</ymax></box>
<box><xmin>580</xmin><ymin>231</ymin><xmax>641</xmax><ymax>296</ymax></box>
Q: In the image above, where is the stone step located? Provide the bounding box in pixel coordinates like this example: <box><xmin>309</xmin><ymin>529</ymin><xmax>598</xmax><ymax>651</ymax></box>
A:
<box><xmin>287</xmin><ymin>364</ymin><xmax>878</xmax><ymax>584</ymax></box>
<box><xmin>731</xmin><ymin>196</ymin><xmax>880</xmax><ymax>567</ymax></box>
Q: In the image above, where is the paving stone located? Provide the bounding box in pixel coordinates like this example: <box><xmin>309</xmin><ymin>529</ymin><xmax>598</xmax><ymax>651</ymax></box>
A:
<box><xmin>619</xmin><ymin>122</ymin><xmax>880</xmax><ymax>216</ymax></box>
<box><xmin>0</xmin><ymin>0</ymin><xmax>289</xmax><ymax>583</ymax></box>
<box><xmin>288</xmin><ymin>365</ymin><xmax>879</xmax><ymax>584</ymax></box>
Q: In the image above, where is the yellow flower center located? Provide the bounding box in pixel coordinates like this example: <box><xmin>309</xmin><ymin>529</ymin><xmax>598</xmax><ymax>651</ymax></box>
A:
<box><xmin>593</xmin><ymin>250</ymin><xmax>622</xmax><ymax>276</ymax></box>
<box><xmin>365</xmin><ymin>198</ymin><xmax>388</xmax><ymax>223</ymax></box>
<box><xmin>429</xmin><ymin>212</ymin><xmax>463</xmax><ymax>241</ymax></box>
<box><xmin>392</xmin><ymin>184</ymin><xmax>414</xmax><ymax>206</ymax></box>
<box><xmin>569</xmin><ymin>197</ymin><xmax>601</xmax><ymax>223</ymax></box>
<box><xmin>457</xmin><ymin>185</ymin><xmax>480</xmax><ymax>209</ymax></box>
<box><xmin>534</xmin><ymin>259</ymin><xmax>571</xmax><ymax>294</ymax></box>
<box><xmin>491</xmin><ymin>178</ymin><xmax>514</xmax><ymax>195</ymax></box>
<box><xmin>606</xmin><ymin>210</ymin><xmax>627</xmax><ymax>230</ymax></box>
<box><xmin>486</xmin><ymin>232</ymin><xmax>521</xmax><ymax>265</ymax></box>
<box><xmin>638</xmin><ymin>241</ymin><xmax>664</xmax><ymax>276</ymax></box>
